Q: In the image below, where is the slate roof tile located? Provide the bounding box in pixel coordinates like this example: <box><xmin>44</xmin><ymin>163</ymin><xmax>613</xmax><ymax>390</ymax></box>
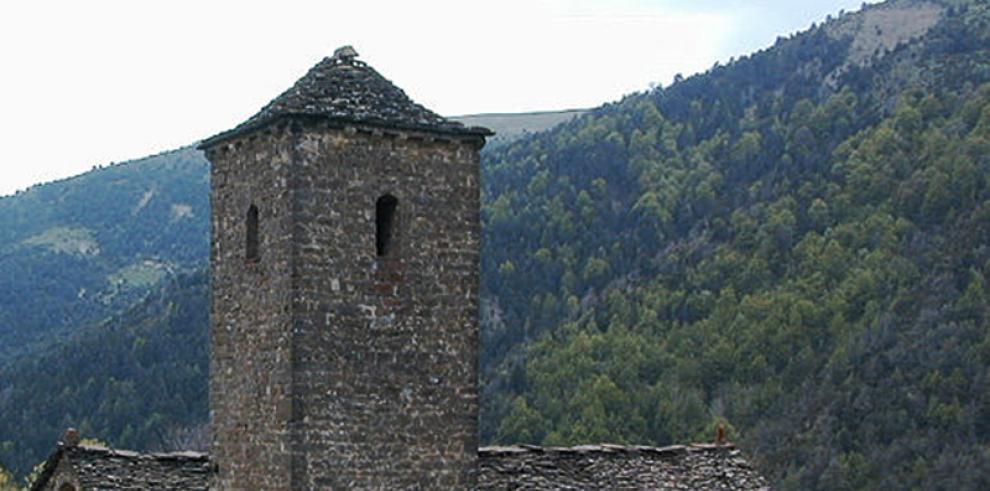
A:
<box><xmin>200</xmin><ymin>46</ymin><xmax>491</xmax><ymax>148</ymax></box>
<box><xmin>477</xmin><ymin>443</ymin><xmax>772</xmax><ymax>490</ymax></box>
<box><xmin>30</xmin><ymin>444</ymin><xmax>209</xmax><ymax>491</ymax></box>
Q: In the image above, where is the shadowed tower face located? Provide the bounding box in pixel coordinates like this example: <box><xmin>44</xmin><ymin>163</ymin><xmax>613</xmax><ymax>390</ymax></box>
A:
<box><xmin>200</xmin><ymin>47</ymin><xmax>490</xmax><ymax>490</ymax></box>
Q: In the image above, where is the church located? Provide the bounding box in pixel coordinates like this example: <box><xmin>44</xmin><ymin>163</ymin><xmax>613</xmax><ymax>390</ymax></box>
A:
<box><xmin>30</xmin><ymin>47</ymin><xmax>769</xmax><ymax>490</ymax></box>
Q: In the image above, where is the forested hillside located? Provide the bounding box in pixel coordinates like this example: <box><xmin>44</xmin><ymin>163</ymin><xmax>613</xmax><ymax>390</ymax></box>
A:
<box><xmin>1</xmin><ymin>1</ymin><xmax>989</xmax><ymax>488</ymax></box>
<box><xmin>0</xmin><ymin>272</ymin><xmax>208</xmax><ymax>479</ymax></box>
<box><xmin>480</xmin><ymin>0</ymin><xmax>990</xmax><ymax>489</ymax></box>
<box><xmin>0</xmin><ymin>147</ymin><xmax>208</xmax><ymax>364</ymax></box>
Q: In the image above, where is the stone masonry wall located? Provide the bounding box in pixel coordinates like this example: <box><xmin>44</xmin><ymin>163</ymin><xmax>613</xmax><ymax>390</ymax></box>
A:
<box><xmin>208</xmin><ymin>124</ymin><xmax>297</xmax><ymax>490</ymax></box>
<box><xmin>287</xmin><ymin>122</ymin><xmax>482</xmax><ymax>489</ymax></box>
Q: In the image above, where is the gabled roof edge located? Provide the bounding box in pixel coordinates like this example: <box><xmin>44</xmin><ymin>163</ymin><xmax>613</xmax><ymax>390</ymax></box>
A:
<box><xmin>28</xmin><ymin>444</ymin><xmax>65</xmax><ymax>491</ymax></box>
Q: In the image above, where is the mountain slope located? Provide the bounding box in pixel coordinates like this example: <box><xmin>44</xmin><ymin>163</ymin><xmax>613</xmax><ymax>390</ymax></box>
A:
<box><xmin>452</xmin><ymin>110</ymin><xmax>589</xmax><ymax>147</ymax></box>
<box><xmin>479</xmin><ymin>1</ymin><xmax>990</xmax><ymax>489</ymax></box>
<box><xmin>0</xmin><ymin>271</ymin><xmax>209</xmax><ymax>477</ymax></box>
<box><xmin>2</xmin><ymin>1</ymin><xmax>990</xmax><ymax>488</ymax></box>
<box><xmin>0</xmin><ymin>147</ymin><xmax>209</xmax><ymax>363</ymax></box>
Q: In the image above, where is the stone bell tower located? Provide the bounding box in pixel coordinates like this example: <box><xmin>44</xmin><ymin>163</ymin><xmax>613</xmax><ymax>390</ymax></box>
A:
<box><xmin>200</xmin><ymin>46</ymin><xmax>490</xmax><ymax>489</ymax></box>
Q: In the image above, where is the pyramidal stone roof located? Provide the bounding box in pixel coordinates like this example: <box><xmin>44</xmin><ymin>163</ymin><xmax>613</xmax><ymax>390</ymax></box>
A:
<box><xmin>201</xmin><ymin>46</ymin><xmax>491</xmax><ymax>148</ymax></box>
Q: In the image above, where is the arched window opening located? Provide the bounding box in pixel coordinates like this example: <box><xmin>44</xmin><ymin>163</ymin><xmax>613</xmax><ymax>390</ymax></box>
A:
<box><xmin>376</xmin><ymin>194</ymin><xmax>398</xmax><ymax>257</ymax></box>
<box><xmin>59</xmin><ymin>484</ymin><xmax>78</xmax><ymax>491</ymax></box>
<box><xmin>246</xmin><ymin>204</ymin><xmax>260</xmax><ymax>262</ymax></box>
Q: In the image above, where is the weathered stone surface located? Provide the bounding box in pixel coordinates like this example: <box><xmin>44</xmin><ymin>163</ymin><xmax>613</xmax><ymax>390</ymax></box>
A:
<box><xmin>201</xmin><ymin>51</ymin><xmax>490</xmax><ymax>148</ymax></box>
<box><xmin>30</xmin><ymin>444</ymin><xmax>209</xmax><ymax>491</ymax></box>
<box><xmin>208</xmin><ymin>125</ymin><xmax>298</xmax><ymax>490</ymax></box>
<box><xmin>287</xmin><ymin>124</ymin><xmax>482</xmax><ymax>490</ymax></box>
<box><xmin>477</xmin><ymin>444</ymin><xmax>772</xmax><ymax>490</ymax></box>
<box><xmin>205</xmin><ymin>48</ymin><xmax>486</xmax><ymax>488</ymax></box>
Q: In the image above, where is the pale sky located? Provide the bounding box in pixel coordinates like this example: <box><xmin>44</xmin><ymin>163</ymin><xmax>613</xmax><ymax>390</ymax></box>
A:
<box><xmin>0</xmin><ymin>1</ymin><xmax>878</xmax><ymax>197</ymax></box>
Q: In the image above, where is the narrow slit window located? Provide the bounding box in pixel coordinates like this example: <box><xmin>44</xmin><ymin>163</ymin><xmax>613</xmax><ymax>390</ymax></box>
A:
<box><xmin>376</xmin><ymin>194</ymin><xmax>398</xmax><ymax>257</ymax></box>
<box><xmin>246</xmin><ymin>204</ymin><xmax>260</xmax><ymax>262</ymax></box>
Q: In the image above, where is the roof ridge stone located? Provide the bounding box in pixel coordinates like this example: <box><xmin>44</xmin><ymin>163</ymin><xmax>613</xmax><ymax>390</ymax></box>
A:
<box><xmin>478</xmin><ymin>442</ymin><xmax>737</xmax><ymax>456</ymax></box>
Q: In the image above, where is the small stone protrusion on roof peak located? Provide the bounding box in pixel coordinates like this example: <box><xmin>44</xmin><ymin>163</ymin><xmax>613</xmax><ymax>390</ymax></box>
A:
<box><xmin>331</xmin><ymin>45</ymin><xmax>360</xmax><ymax>65</ymax></box>
<box><xmin>62</xmin><ymin>428</ymin><xmax>81</xmax><ymax>448</ymax></box>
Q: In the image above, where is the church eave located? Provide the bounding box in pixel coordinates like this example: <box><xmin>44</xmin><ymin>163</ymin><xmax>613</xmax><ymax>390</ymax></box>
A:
<box><xmin>198</xmin><ymin>113</ymin><xmax>492</xmax><ymax>150</ymax></box>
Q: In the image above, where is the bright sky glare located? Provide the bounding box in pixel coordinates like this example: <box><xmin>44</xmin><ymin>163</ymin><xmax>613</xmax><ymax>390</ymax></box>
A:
<box><xmin>0</xmin><ymin>0</ymin><xmax>878</xmax><ymax>197</ymax></box>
